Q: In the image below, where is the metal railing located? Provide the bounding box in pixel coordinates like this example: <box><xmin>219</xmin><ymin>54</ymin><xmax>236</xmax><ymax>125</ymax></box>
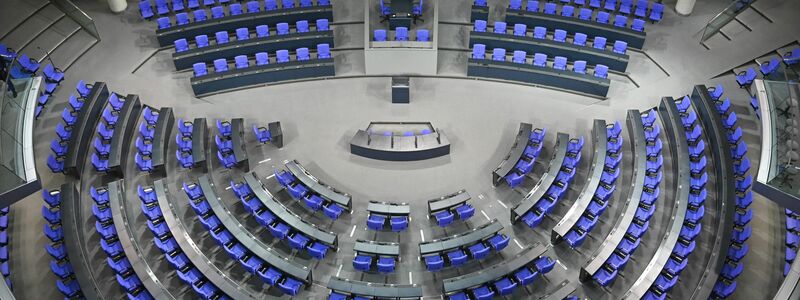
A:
<box><xmin>49</xmin><ymin>0</ymin><xmax>101</xmax><ymax>40</ymax></box>
<box><xmin>700</xmin><ymin>0</ymin><xmax>757</xmax><ymax>42</ymax></box>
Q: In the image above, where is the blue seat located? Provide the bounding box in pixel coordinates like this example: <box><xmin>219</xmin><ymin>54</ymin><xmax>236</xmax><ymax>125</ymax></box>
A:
<box><xmin>488</xmin><ymin>234</ymin><xmax>509</xmax><ymax>251</ymax></box>
<box><xmin>604</xmin><ymin>0</ymin><xmax>617</xmax><ymax>10</ymax></box>
<box><xmin>614</xmin><ymin>15</ymin><xmax>627</xmax><ymax>27</ymax></box>
<box><xmin>323</xmin><ymin>203</ymin><xmax>344</xmax><ymax>219</ymax></box>
<box><xmin>51</xmin><ymin>139</ymin><xmax>68</xmax><ymax>157</ymax></box>
<box><xmin>673</xmin><ymin>239</ymin><xmax>695</xmax><ymax>258</ymax></box>
<box><xmin>571</xmin><ymin>33</ymin><xmax>588</xmax><ymax>47</ymax></box>
<box><xmin>632</xmin><ymin>18</ymin><xmax>645</xmax><ymax>31</ymax></box>
<box><xmin>472</xmin><ymin>44</ymin><xmax>486</xmax><ymax>59</ymax></box>
<box><xmin>50</xmin><ymin>260</ymin><xmax>73</xmax><ymax>278</ymax></box>
<box><xmin>288</xmin><ymin>233</ymin><xmax>310</xmax><ymax>249</ymax></box>
<box><xmin>265</xmin><ymin>0</ymin><xmax>278</xmax><ymax>10</ymax></box>
<box><xmin>434</xmin><ymin>210</ymin><xmax>454</xmax><ymax>227</ymax></box>
<box><xmin>234</xmin><ymin>55</ymin><xmax>249</xmax><ymax>69</ymax></box>
<box><xmin>143</xmin><ymin>106</ymin><xmax>159</xmax><ymax>125</ymax></box>
<box><xmin>174</xmin><ymin>38</ymin><xmax>189</xmax><ymax>52</ymax></box>
<box><xmin>353</xmin><ymin>255</ymin><xmax>372</xmax><ymax>271</ymax></box>
<box><xmin>193</xmin><ymin>62</ymin><xmax>207</xmax><ymax>77</ymax></box>
<box><xmin>139</xmin><ymin>1</ymin><xmax>154</xmax><ymax>19</ymax></box>
<box><xmin>213</xmin><ymin>58</ymin><xmax>228</xmax><ymax>72</ymax></box>
<box><xmin>471</xmin><ymin>285</ymin><xmax>495</xmax><ymax>300</ymax></box>
<box><xmin>596</xmin><ymin>11</ymin><xmax>610</xmax><ymax>24</ymax></box>
<box><xmin>377</xmin><ymin>257</ymin><xmax>396</xmax><ymax>273</ymax></box>
<box><xmin>282</xmin><ymin>0</ymin><xmax>295</xmax><ymax>8</ymax></box>
<box><xmin>562</xmin><ymin>5</ymin><xmax>575</xmax><ymax>17</ymax></box>
<box><xmin>155</xmin><ymin>0</ymin><xmax>169</xmax><ymax>15</ymax></box>
<box><xmin>317</xmin><ymin>19</ymin><xmax>330</xmax><ymax>31</ymax></box>
<box><xmin>650</xmin><ymin>2</ymin><xmax>663</xmax><ymax>22</ymax></box>
<box><xmin>215</xmin><ymin>31</ymin><xmax>229</xmax><ymax>45</ymax></box>
<box><xmin>276</xmin><ymin>49</ymin><xmax>290</xmax><ymax>63</ymax></box>
<box><xmin>255</xmin><ymin>210</ymin><xmax>276</xmax><ymax>227</ymax></box>
<box><xmin>296</xmin><ymin>20</ymin><xmax>309</xmax><ymax>33</ymax></box>
<box><xmin>543</xmin><ymin>2</ymin><xmax>556</xmax><ymax>14</ymax></box>
<box><xmin>92</xmin><ymin>153</ymin><xmax>109</xmax><ymax>172</ymax></box>
<box><xmin>475</xmin><ymin>0</ymin><xmax>487</xmax><ymax>6</ymax></box>
<box><xmin>593</xmin><ymin>267</ymin><xmax>617</xmax><ymax>286</ymax></box>
<box><xmin>255</xmin><ymin>52</ymin><xmax>270</xmax><ymax>65</ymax></box>
<box><xmin>578</xmin><ymin>8</ymin><xmax>592</xmax><ymax>20</ymax></box>
<box><xmin>553</xmin><ymin>56</ymin><xmax>567</xmax><ymax>70</ymax></box>
<box><xmin>246</xmin><ymin>1</ymin><xmax>260</xmax><ymax>13</ymax></box>
<box><xmin>374</xmin><ymin>29</ymin><xmax>388</xmax><ymax>41</ymax></box>
<box><xmin>532</xmin><ymin>26</ymin><xmax>546</xmax><ymax>39</ymax></box>
<box><xmin>296</xmin><ymin>47</ymin><xmax>310</xmax><ymax>60</ymax></box>
<box><xmin>417</xmin><ymin>29</ymin><xmax>430</xmax><ymax>42</ymax></box>
<box><xmin>512</xmin><ymin>23</ymin><xmax>527</xmax><ymax>37</ymax></box>
<box><xmin>278</xmin><ymin>278</ymin><xmax>303</xmax><ymax>296</ymax></box>
<box><xmin>193</xmin><ymin>9</ymin><xmax>207</xmax><ymax>22</ymax></box>
<box><xmin>619</xmin><ymin>0</ymin><xmax>632</xmax><ymax>14</ymax></box>
<box><xmin>217</xmin><ymin>120</ymin><xmax>232</xmax><ymax>136</ymax></box>
<box><xmin>211</xmin><ymin>6</ymin><xmax>224</xmax><ymax>18</ymax></box>
<box><xmin>93</xmin><ymin>138</ymin><xmax>110</xmax><ymax>157</ymax></box>
<box><xmin>43</xmin><ymin>189</ymin><xmax>62</xmax><ymax>207</ymax></box>
<box><xmin>613</xmin><ymin>40</ymin><xmax>627</xmax><ymax>54</ymax></box>
<box><xmin>135</xmin><ymin>152</ymin><xmax>153</xmax><ymax>172</ymax></box>
<box><xmin>42</xmin><ymin>205</ymin><xmax>62</xmax><ymax>224</ymax></box>
<box><xmin>448</xmin><ymin>292</ymin><xmax>468</xmax><ymax>300</ymax></box>
<box><xmin>492</xmin><ymin>48</ymin><xmax>506</xmax><ymax>61</ymax></box>
<box><xmin>493</xmin><ymin>21</ymin><xmax>507</xmax><ymax>34</ymax></box>
<box><xmin>57</xmin><ymin>279</ymin><xmax>82</xmax><ymax>298</ymax></box>
<box><xmin>784</xmin><ymin>48</ymin><xmax>800</xmax><ymax>65</ymax></box>
<box><xmin>61</xmin><ymin>108</ymin><xmax>77</xmax><ymax>126</ymax></box>
<box><xmin>390</xmin><ymin>216</ymin><xmax>408</xmax><ymax>232</ymax></box>
<box><xmin>634</xmin><ymin>0</ymin><xmax>648</xmax><ymax>17</ymax></box>
<box><xmin>396</xmin><ymin>27</ymin><xmax>409</xmax><ymax>41</ymax></box>
<box><xmin>494</xmin><ymin>277</ymin><xmax>517</xmax><ymax>295</ymax></box>
<box><xmin>255</xmin><ymin>25</ymin><xmax>270</xmax><ymax>39</ymax></box>
<box><xmin>533</xmin><ymin>53</ymin><xmax>547</xmax><ymax>67</ymax></box>
<box><xmin>367</xmin><ymin>214</ymin><xmax>385</xmax><ymax>230</ymax></box>
<box><xmin>474</xmin><ymin>20</ymin><xmax>487</xmax><ymax>32</ymax></box>
<box><xmin>553</xmin><ymin>29</ymin><xmax>567</xmax><ymax>42</ymax></box>
<box><xmin>156</xmin><ymin>17</ymin><xmax>171</xmax><ymax>29</ymax></box>
<box><xmin>594</xmin><ymin>64</ymin><xmax>609</xmax><ymax>79</ymax></box>
<box><xmin>593</xmin><ymin>36</ymin><xmax>607</xmax><ymax>50</ymax></box>
<box><xmin>468</xmin><ymin>242</ymin><xmax>490</xmax><ymax>259</ymax></box>
<box><xmin>308</xmin><ymin>242</ymin><xmax>328</xmax><ymax>259</ymax></box>
<box><xmin>515</xmin><ymin>267</ymin><xmax>538</xmax><ymax>285</ymax></box>
<box><xmin>760</xmin><ymin>57</ymin><xmax>780</xmax><ymax>76</ymax></box>
<box><xmin>230</xmin><ymin>3</ymin><xmax>243</xmax><ymax>15</ymax></box>
<box><xmin>447</xmin><ymin>249</ymin><xmax>467</xmax><ymax>266</ymax></box>
<box><xmin>607</xmin><ymin>251</ymin><xmax>630</xmax><ymax>270</ymax></box>
<box><xmin>287</xmin><ymin>183</ymin><xmax>308</xmax><ymax>199</ymax></box>
<box><xmin>509</xmin><ymin>0</ymin><xmax>522</xmax><ymax>9</ymax></box>
<box><xmin>664</xmin><ymin>256</ymin><xmax>687</xmax><ymax>275</ymax></box>
<box><xmin>425</xmin><ymin>255</ymin><xmax>444</xmax><ymax>271</ymax></box>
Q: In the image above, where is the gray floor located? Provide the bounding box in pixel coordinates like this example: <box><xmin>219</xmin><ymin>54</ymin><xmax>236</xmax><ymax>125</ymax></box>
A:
<box><xmin>3</xmin><ymin>0</ymin><xmax>800</xmax><ymax>298</ymax></box>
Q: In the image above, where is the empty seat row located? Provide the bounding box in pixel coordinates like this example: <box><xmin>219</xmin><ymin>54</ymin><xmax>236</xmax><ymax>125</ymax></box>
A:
<box><xmin>182</xmin><ymin>181</ymin><xmax>305</xmax><ymax>295</ymax></box>
<box><xmin>506</xmin><ymin>128</ymin><xmax>546</xmax><ymax>188</ymax></box>
<box><xmin>353</xmin><ymin>254</ymin><xmax>397</xmax><ymax>273</ymax></box>
<box><xmin>137</xmin><ymin>185</ymin><xmax>226</xmax><ymax>299</ymax></box>
<box><xmin>367</xmin><ymin>213</ymin><xmax>408</xmax><ymax>232</ymax></box>
<box><xmin>509</xmin><ymin>0</ymin><xmax>662</xmax><ymax>23</ymax></box>
<box><xmin>521</xmin><ymin>137</ymin><xmax>583</xmax><ymax>229</ymax></box>
<box><xmin>373</xmin><ymin>28</ymin><xmax>430</xmax><ymax>42</ymax></box>
<box><xmin>91</xmin><ymin>186</ymin><xmax>154</xmax><ymax>299</ymax></box>
<box><xmin>176</xmin><ymin>119</ymin><xmax>195</xmax><ymax>169</ymax></box>
<box><xmin>42</xmin><ymin>189</ymin><xmax>86</xmax><ymax>298</ymax></box>
<box><xmin>228</xmin><ymin>181</ymin><xmax>331</xmax><ymax>259</ymax></box>
<box><xmin>472</xmin><ymin>44</ymin><xmax>610</xmax><ymax>79</ymax></box>
<box><xmin>274</xmin><ymin>170</ymin><xmax>345</xmax><ymax>220</ymax></box>
<box><xmin>47</xmin><ymin>81</ymin><xmax>96</xmax><ymax>173</ymax></box>
<box><xmin>593</xmin><ymin>110</ymin><xmax>661</xmax><ymax>287</ymax></box>
<box><xmin>192</xmin><ymin>44</ymin><xmax>331</xmax><ymax>77</ymax></box>
<box><xmin>424</xmin><ymin>233</ymin><xmax>509</xmax><ymax>272</ymax></box>
<box><xmin>173</xmin><ymin>19</ymin><xmax>329</xmax><ymax>52</ymax></box>
<box><xmin>474</xmin><ymin>20</ymin><xmax>628</xmax><ymax>54</ymax></box>
<box><xmin>708</xmin><ymin>85</ymin><xmax>753</xmax><ymax>299</ymax></box>
<box><xmin>146</xmin><ymin>0</ymin><xmax>329</xmax><ymax>21</ymax></box>
<box><xmin>446</xmin><ymin>256</ymin><xmax>555</xmax><ymax>299</ymax></box>
<box><xmin>564</xmin><ymin>121</ymin><xmax>623</xmax><ymax>248</ymax></box>
<box><xmin>134</xmin><ymin>107</ymin><xmax>161</xmax><ymax>172</ymax></box>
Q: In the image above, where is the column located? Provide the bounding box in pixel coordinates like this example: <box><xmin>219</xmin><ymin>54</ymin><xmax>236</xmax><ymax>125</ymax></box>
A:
<box><xmin>107</xmin><ymin>0</ymin><xmax>127</xmax><ymax>13</ymax></box>
<box><xmin>675</xmin><ymin>0</ymin><xmax>696</xmax><ymax>16</ymax></box>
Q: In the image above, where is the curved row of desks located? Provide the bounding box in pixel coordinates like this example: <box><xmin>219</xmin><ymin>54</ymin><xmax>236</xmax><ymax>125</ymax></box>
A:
<box><xmin>469</xmin><ymin>31</ymin><xmax>630</xmax><ymax>72</ymax></box>
<box><xmin>442</xmin><ymin>244</ymin><xmax>548</xmax><ymax>294</ymax></box>
<box><xmin>493</xmin><ymin>122</ymin><xmax>533</xmax><ymax>186</ymax></box>
<box><xmin>173</xmin><ymin>30</ymin><xmax>335</xmax><ymax>70</ymax></box>
<box><xmin>581</xmin><ymin>109</ymin><xmax>646</xmax><ymax>280</ymax></box>
<box><xmin>150</xmin><ymin>107</ymin><xmax>175</xmax><ymax>177</ymax></box>
<box><xmin>153</xmin><ymin>179</ymin><xmax>258</xmax><ymax>299</ymax></box>
<box><xmin>64</xmin><ymin>82</ymin><xmax>109</xmax><ymax>177</ymax></box>
<box><xmin>327</xmin><ymin>276</ymin><xmax>423</xmax><ymax>299</ymax></box>
<box><xmin>107</xmin><ymin>180</ymin><xmax>174</xmax><ymax>299</ymax></box>
<box><xmin>355</xmin><ymin>240</ymin><xmax>400</xmax><ymax>257</ymax></box>
<box><xmin>552</xmin><ymin>119</ymin><xmax>607</xmax><ymax>242</ymax></box>
<box><xmin>228</xmin><ymin>118</ymin><xmax>250</xmax><ymax>170</ymax></box>
<box><xmin>59</xmin><ymin>182</ymin><xmax>104</xmax><ymax>299</ymax></box>
<box><xmin>419</xmin><ymin>219</ymin><xmax>504</xmax><ymax>256</ymax></box>
<box><xmin>511</xmin><ymin>132</ymin><xmax>570</xmax><ymax>222</ymax></box>
<box><xmin>285</xmin><ymin>159</ymin><xmax>351</xmax><ymax>210</ymax></box>
<box><xmin>191</xmin><ymin>118</ymin><xmax>209</xmax><ymax>169</ymax></box>
<box><xmin>687</xmin><ymin>85</ymin><xmax>737</xmax><ymax>299</ymax></box>
<box><xmin>156</xmin><ymin>5</ymin><xmax>334</xmax><ymax>46</ymax></box>
<box><xmin>428</xmin><ymin>190</ymin><xmax>471</xmax><ymax>215</ymax></box>
<box><xmin>190</xmin><ymin>59</ymin><xmax>335</xmax><ymax>96</ymax></box>
<box><xmin>467</xmin><ymin>58</ymin><xmax>610</xmax><ymax>97</ymax></box>
<box><xmin>107</xmin><ymin>95</ymin><xmax>142</xmax><ymax>177</ymax></box>
<box><xmin>198</xmin><ymin>175</ymin><xmax>312</xmax><ymax>282</ymax></box>
<box><xmin>505</xmin><ymin>9</ymin><xmax>646</xmax><ymax>49</ymax></box>
<box><xmin>243</xmin><ymin>172</ymin><xmax>339</xmax><ymax>247</ymax></box>
<box><xmin>349</xmin><ymin>130</ymin><xmax>451</xmax><ymax>161</ymax></box>
<box><xmin>624</xmin><ymin>97</ymin><xmax>691</xmax><ymax>298</ymax></box>
<box><xmin>367</xmin><ymin>201</ymin><xmax>410</xmax><ymax>216</ymax></box>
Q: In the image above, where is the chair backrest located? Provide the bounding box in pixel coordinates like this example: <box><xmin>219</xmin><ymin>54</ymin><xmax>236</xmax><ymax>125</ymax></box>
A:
<box><xmin>613</xmin><ymin>40</ymin><xmax>627</xmax><ymax>54</ymax></box>
<box><xmin>297</xmin><ymin>47</ymin><xmax>310</xmax><ymax>60</ymax></box>
<box><xmin>494</xmin><ymin>21</ymin><xmax>507</xmax><ymax>34</ymax></box>
<box><xmin>510</xmin><ymin>0</ymin><xmax>522</xmax><ymax>9</ymax></box>
<box><xmin>614</xmin><ymin>15</ymin><xmax>627</xmax><ymax>26</ymax></box>
<box><xmin>534</xmin><ymin>53</ymin><xmax>547</xmax><ymax>66</ymax></box>
<box><xmin>632</xmin><ymin>19</ymin><xmax>645</xmax><ymax>31</ymax></box>
<box><xmin>533</xmin><ymin>26</ymin><xmax>546</xmax><ymax>39</ymax></box>
<box><xmin>230</xmin><ymin>3</ymin><xmax>243</xmax><ymax>14</ymax></box>
<box><xmin>255</xmin><ymin>52</ymin><xmax>269</xmax><ymax>65</ymax></box>
<box><xmin>513</xmin><ymin>24</ymin><xmax>527</xmax><ymax>36</ymax></box>
<box><xmin>554</xmin><ymin>29</ymin><xmax>566</xmax><ymax>41</ymax></box>
<box><xmin>593</xmin><ymin>36</ymin><xmax>607</xmax><ymax>49</ymax></box>
<box><xmin>277</xmin><ymin>22</ymin><xmax>290</xmax><ymax>34</ymax></box>
<box><xmin>236</xmin><ymin>28</ymin><xmax>249</xmax><ymax>40</ymax></box>
<box><xmin>317</xmin><ymin>19</ymin><xmax>329</xmax><ymax>31</ymax></box>
<box><xmin>512</xmin><ymin>50</ymin><xmax>526</xmax><ymax>63</ymax></box>
<box><xmin>573</xmin><ymin>60</ymin><xmax>587</xmax><ymax>73</ymax></box>
<box><xmin>196</xmin><ymin>35</ymin><xmax>209</xmax><ymax>47</ymax></box>
<box><xmin>235</xmin><ymin>55</ymin><xmax>248</xmax><ymax>68</ymax></box>
<box><xmin>214</xmin><ymin>59</ymin><xmax>228</xmax><ymax>72</ymax></box>
<box><xmin>595</xmin><ymin>64</ymin><xmax>608</xmax><ymax>78</ymax></box>
<box><xmin>247</xmin><ymin>1</ymin><xmax>260</xmax><ymax>12</ymax></box>
<box><xmin>526</xmin><ymin>0</ymin><xmax>538</xmax><ymax>11</ymax></box>
<box><xmin>579</xmin><ymin>8</ymin><xmax>592</xmax><ymax>19</ymax></box>
<box><xmin>317</xmin><ymin>43</ymin><xmax>331</xmax><ymax>58</ymax></box>
<box><xmin>256</xmin><ymin>25</ymin><xmax>269</xmax><ymax>37</ymax></box>
<box><xmin>157</xmin><ymin>17</ymin><xmax>171</xmax><ymax>29</ymax></box>
<box><xmin>265</xmin><ymin>0</ymin><xmax>278</xmax><ymax>10</ymax></box>
<box><xmin>472</xmin><ymin>44</ymin><xmax>486</xmax><ymax>59</ymax></box>
<box><xmin>194</xmin><ymin>10</ymin><xmax>207</xmax><ymax>21</ymax></box>
<box><xmin>396</xmin><ymin>27</ymin><xmax>409</xmax><ymax>41</ymax></box>
<box><xmin>573</xmin><ymin>33</ymin><xmax>587</xmax><ymax>46</ymax></box>
<box><xmin>374</xmin><ymin>29</ymin><xmax>387</xmax><ymax>41</ymax></box>
<box><xmin>176</xmin><ymin>12</ymin><xmax>189</xmax><ymax>24</ymax></box>
<box><xmin>492</xmin><ymin>48</ymin><xmax>506</xmax><ymax>61</ymax></box>
<box><xmin>277</xmin><ymin>49</ymin><xmax>290</xmax><ymax>62</ymax></box>
<box><xmin>211</xmin><ymin>6</ymin><xmax>224</xmax><ymax>18</ymax></box>
<box><xmin>193</xmin><ymin>63</ymin><xmax>207</xmax><ymax>76</ymax></box>
<box><xmin>296</xmin><ymin>20</ymin><xmax>309</xmax><ymax>32</ymax></box>
<box><xmin>416</xmin><ymin>30</ymin><xmax>429</xmax><ymax>41</ymax></box>
<box><xmin>174</xmin><ymin>39</ymin><xmax>189</xmax><ymax>52</ymax></box>
<box><xmin>597</xmin><ymin>12</ymin><xmax>609</xmax><ymax>23</ymax></box>
<box><xmin>544</xmin><ymin>2</ymin><xmax>556</xmax><ymax>13</ymax></box>
<box><xmin>475</xmin><ymin>20</ymin><xmax>487</xmax><ymax>32</ymax></box>
<box><xmin>554</xmin><ymin>56</ymin><xmax>567</xmax><ymax>69</ymax></box>
<box><xmin>562</xmin><ymin>5</ymin><xmax>574</xmax><ymax>17</ymax></box>
<box><xmin>215</xmin><ymin>31</ymin><xmax>229</xmax><ymax>44</ymax></box>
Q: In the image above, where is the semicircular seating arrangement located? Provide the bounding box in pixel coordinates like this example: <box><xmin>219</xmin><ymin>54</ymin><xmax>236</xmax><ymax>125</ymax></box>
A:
<box><xmin>3</xmin><ymin>0</ymin><xmax>798</xmax><ymax>299</ymax></box>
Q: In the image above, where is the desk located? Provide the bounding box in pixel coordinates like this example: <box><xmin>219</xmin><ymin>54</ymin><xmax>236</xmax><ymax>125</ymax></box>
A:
<box><xmin>190</xmin><ymin>59</ymin><xmax>335</xmax><ymax>95</ymax></box>
<box><xmin>505</xmin><ymin>9</ymin><xmax>646</xmax><ymax>49</ymax></box>
<box><xmin>419</xmin><ymin>219</ymin><xmax>503</xmax><ymax>256</ymax></box>
<box><xmin>467</xmin><ymin>58</ymin><xmax>610</xmax><ymax>97</ymax></box>
<box><xmin>150</xmin><ymin>107</ymin><xmax>175</xmax><ymax>177</ymax></box>
<box><xmin>511</xmin><ymin>133</ymin><xmax>570</xmax><ymax>222</ymax></box>
<box><xmin>492</xmin><ymin>122</ymin><xmax>533</xmax><ymax>186</ymax></box>
<box><xmin>191</xmin><ymin>118</ymin><xmax>208</xmax><ymax>170</ymax></box>
<box><xmin>286</xmin><ymin>160</ymin><xmax>352</xmax><ymax>209</ymax></box>
<box><xmin>442</xmin><ymin>244</ymin><xmax>547</xmax><ymax>293</ymax></box>
<box><xmin>229</xmin><ymin>118</ymin><xmax>249</xmax><ymax>170</ymax></box>
<box><xmin>107</xmin><ymin>94</ymin><xmax>142</xmax><ymax>177</ymax></box>
<box><xmin>64</xmin><ymin>82</ymin><xmax>109</xmax><ymax>177</ymax></box>
<box><xmin>388</xmin><ymin>0</ymin><xmax>413</xmax><ymax>29</ymax></box>
<box><xmin>328</xmin><ymin>277</ymin><xmax>422</xmax><ymax>299</ymax></box>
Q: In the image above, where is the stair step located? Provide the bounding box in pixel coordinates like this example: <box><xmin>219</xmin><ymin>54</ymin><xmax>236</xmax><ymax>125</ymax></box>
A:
<box><xmin>21</xmin><ymin>17</ymin><xmax>81</xmax><ymax>62</ymax></box>
<box><xmin>0</xmin><ymin>4</ymin><xmax>64</xmax><ymax>51</ymax></box>
<box><xmin>0</xmin><ymin>0</ymin><xmax>49</xmax><ymax>41</ymax></box>
<box><xmin>48</xmin><ymin>30</ymin><xmax>99</xmax><ymax>71</ymax></box>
